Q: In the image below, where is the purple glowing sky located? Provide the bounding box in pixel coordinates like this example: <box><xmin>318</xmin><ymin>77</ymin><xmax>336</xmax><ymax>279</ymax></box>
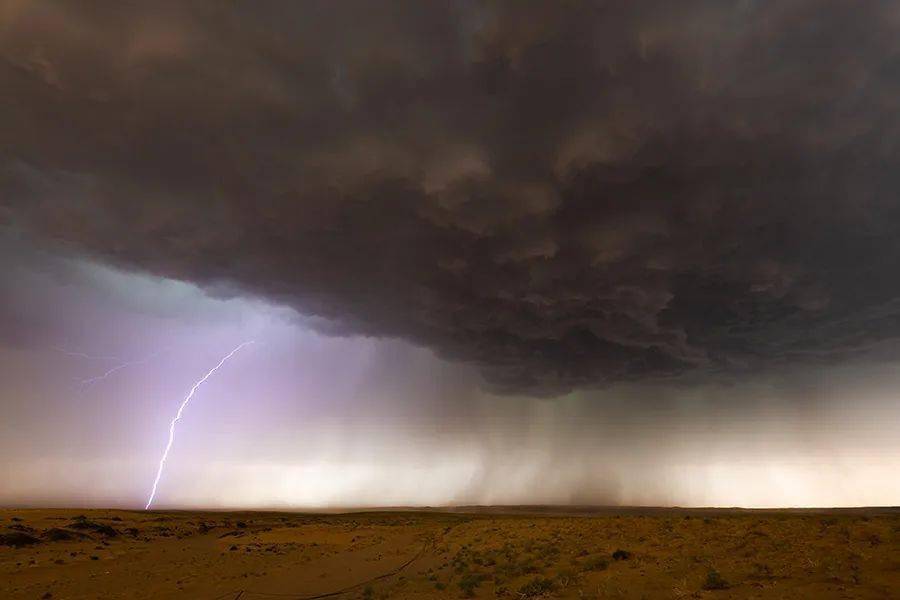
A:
<box><xmin>0</xmin><ymin>235</ymin><xmax>897</xmax><ymax>508</ymax></box>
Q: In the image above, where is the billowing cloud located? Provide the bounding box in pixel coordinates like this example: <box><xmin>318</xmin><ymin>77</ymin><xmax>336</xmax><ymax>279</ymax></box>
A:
<box><xmin>5</xmin><ymin>1</ymin><xmax>900</xmax><ymax>394</ymax></box>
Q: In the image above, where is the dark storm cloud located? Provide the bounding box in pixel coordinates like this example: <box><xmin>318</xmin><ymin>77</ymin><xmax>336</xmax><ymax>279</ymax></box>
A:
<box><xmin>4</xmin><ymin>0</ymin><xmax>900</xmax><ymax>395</ymax></box>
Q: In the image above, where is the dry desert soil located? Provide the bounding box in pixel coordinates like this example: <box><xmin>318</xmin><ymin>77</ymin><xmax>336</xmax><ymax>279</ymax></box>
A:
<box><xmin>1</xmin><ymin>507</ymin><xmax>897</xmax><ymax>599</ymax></box>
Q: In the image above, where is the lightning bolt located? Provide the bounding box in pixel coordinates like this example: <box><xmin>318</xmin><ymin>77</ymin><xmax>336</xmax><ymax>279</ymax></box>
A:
<box><xmin>53</xmin><ymin>347</ymin><xmax>122</xmax><ymax>361</ymax></box>
<box><xmin>55</xmin><ymin>345</ymin><xmax>158</xmax><ymax>392</ymax></box>
<box><xmin>145</xmin><ymin>341</ymin><xmax>254</xmax><ymax>510</ymax></box>
<box><xmin>78</xmin><ymin>353</ymin><xmax>157</xmax><ymax>389</ymax></box>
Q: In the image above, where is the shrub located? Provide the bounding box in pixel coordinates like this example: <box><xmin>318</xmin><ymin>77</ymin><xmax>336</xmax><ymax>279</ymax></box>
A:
<box><xmin>612</xmin><ymin>549</ymin><xmax>631</xmax><ymax>561</ymax></box>
<box><xmin>518</xmin><ymin>577</ymin><xmax>556</xmax><ymax>598</ymax></box>
<box><xmin>582</xmin><ymin>555</ymin><xmax>609</xmax><ymax>571</ymax></box>
<box><xmin>556</xmin><ymin>567</ymin><xmax>578</xmax><ymax>587</ymax></box>
<box><xmin>751</xmin><ymin>563</ymin><xmax>772</xmax><ymax>578</ymax></box>
<box><xmin>68</xmin><ymin>517</ymin><xmax>118</xmax><ymax>537</ymax></box>
<box><xmin>458</xmin><ymin>572</ymin><xmax>485</xmax><ymax>597</ymax></box>
<box><xmin>44</xmin><ymin>528</ymin><xmax>90</xmax><ymax>542</ymax></box>
<box><xmin>703</xmin><ymin>569</ymin><xmax>729</xmax><ymax>590</ymax></box>
<box><xmin>0</xmin><ymin>531</ymin><xmax>41</xmax><ymax>547</ymax></box>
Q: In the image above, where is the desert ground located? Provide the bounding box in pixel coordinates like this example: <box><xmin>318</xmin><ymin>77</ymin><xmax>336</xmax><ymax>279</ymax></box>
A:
<box><xmin>1</xmin><ymin>507</ymin><xmax>897</xmax><ymax>599</ymax></box>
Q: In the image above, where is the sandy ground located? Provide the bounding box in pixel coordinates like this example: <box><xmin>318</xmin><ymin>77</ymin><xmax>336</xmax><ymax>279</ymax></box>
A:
<box><xmin>1</xmin><ymin>508</ymin><xmax>897</xmax><ymax>599</ymax></box>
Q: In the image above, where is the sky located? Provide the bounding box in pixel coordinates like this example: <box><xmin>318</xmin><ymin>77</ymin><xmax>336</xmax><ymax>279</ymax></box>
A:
<box><xmin>1</xmin><ymin>1</ymin><xmax>899</xmax><ymax>509</ymax></box>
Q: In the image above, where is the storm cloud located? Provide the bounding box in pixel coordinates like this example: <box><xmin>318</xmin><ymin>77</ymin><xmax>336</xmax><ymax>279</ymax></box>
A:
<box><xmin>5</xmin><ymin>1</ymin><xmax>900</xmax><ymax>395</ymax></box>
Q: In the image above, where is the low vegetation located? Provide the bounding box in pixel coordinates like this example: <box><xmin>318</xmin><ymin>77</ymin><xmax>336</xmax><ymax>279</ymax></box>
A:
<box><xmin>1</xmin><ymin>509</ymin><xmax>896</xmax><ymax>599</ymax></box>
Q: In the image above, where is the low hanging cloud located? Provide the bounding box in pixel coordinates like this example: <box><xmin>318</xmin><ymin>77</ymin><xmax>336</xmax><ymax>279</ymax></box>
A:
<box><xmin>4</xmin><ymin>1</ymin><xmax>900</xmax><ymax>395</ymax></box>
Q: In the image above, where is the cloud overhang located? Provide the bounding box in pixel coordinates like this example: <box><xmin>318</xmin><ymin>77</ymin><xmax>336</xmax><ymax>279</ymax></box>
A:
<box><xmin>4</xmin><ymin>1</ymin><xmax>900</xmax><ymax>395</ymax></box>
